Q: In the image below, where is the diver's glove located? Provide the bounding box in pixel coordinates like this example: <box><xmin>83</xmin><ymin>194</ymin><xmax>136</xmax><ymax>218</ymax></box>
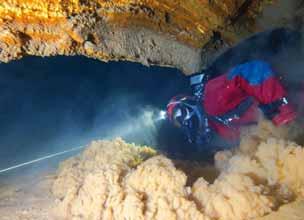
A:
<box><xmin>180</xmin><ymin>118</ymin><xmax>196</xmax><ymax>144</ymax></box>
<box><xmin>194</xmin><ymin>115</ymin><xmax>215</xmax><ymax>149</ymax></box>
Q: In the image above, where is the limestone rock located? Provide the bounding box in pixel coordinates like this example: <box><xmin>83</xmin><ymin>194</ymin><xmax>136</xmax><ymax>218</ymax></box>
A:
<box><xmin>0</xmin><ymin>0</ymin><xmax>271</xmax><ymax>73</ymax></box>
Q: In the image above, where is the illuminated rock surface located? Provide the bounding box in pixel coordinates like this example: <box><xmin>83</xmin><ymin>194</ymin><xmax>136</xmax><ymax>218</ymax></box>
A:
<box><xmin>1</xmin><ymin>121</ymin><xmax>304</xmax><ymax>220</ymax></box>
<box><xmin>0</xmin><ymin>0</ymin><xmax>272</xmax><ymax>73</ymax></box>
<box><xmin>49</xmin><ymin>121</ymin><xmax>304</xmax><ymax>220</ymax></box>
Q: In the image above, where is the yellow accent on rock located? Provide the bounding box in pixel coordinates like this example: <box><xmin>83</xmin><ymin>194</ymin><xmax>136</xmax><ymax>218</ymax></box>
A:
<box><xmin>0</xmin><ymin>0</ymin><xmax>271</xmax><ymax>73</ymax></box>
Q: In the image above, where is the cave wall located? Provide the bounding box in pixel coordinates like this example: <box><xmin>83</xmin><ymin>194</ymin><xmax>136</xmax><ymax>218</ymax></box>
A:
<box><xmin>0</xmin><ymin>0</ymin><xmax>272</xmax><ymax>74</ymax></box>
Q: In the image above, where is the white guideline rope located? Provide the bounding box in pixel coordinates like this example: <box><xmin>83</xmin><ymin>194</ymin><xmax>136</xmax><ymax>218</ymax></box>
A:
<box><xmin>0</xmin><ymin>145</ymin><xmax>85</xmax><ymax>174</ymax></box>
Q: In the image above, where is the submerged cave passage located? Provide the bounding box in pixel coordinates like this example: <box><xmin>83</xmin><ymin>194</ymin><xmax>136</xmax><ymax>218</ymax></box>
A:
<box><xmin>1</xmin><ymin>28</ymin><xmax>304</xmax><ymax>180</ymax></box>
<box><xmin>0</xmin><ymin>56</ymin><xmax>193</xmax><ymax>178</ymax></box>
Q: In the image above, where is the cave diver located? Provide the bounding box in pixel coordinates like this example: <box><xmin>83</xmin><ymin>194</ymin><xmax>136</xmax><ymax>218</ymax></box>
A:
<box><xmin>166</xmin><ymin>60</ymin><xmax>297</xmax><ymax>151</ymax></box>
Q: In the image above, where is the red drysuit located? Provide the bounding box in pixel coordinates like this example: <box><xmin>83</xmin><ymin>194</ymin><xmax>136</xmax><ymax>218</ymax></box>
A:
<box><xmin>203</xmin><ymin>60</ymin><xmax>296</xmax><ymax>140</ymax></box>
<box><xmin>167</xmin><ymin>60</ymin><xmax>296</xmax><ymax>144</ymax></box>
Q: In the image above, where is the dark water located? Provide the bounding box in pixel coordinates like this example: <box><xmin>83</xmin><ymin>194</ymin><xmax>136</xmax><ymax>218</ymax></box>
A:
<box><xmin>0</xmin><ymin>56</ymin><xmax>191</xmax><ymax>178</ymax></box>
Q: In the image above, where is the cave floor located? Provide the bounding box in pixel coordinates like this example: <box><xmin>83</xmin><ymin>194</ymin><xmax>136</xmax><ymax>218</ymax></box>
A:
<box><xmin>0</xmin><ymin>172</ymin><xmax>58</xmax><ymax>220</ymax></box>
<box><xmin>0</xmin><ymin>170</ymin><xmax>304</xmax><ymax>220</ymax></box>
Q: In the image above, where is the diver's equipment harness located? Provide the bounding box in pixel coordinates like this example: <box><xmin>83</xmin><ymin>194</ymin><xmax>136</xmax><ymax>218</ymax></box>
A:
<box><xmin>189</xmin><ymin>72</ymin><xmax>254</xmax><ymax>145</ymax></box>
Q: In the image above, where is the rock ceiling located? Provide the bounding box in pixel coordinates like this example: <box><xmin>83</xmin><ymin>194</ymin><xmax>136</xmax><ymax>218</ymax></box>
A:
<box><xmin>0</xmin><ymin>0</ymin><xmax>281</xmax><ymax>74</ymax></box>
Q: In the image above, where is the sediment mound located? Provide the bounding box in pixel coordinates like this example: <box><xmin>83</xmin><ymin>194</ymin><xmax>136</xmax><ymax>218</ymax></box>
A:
<box><xmin>52</xmin><ymin>121</ymin><xmax>304</xmax><ymax>220</ymax></box>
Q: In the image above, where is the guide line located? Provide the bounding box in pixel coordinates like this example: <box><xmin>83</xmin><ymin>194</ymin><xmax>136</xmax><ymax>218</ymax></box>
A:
<box><xmin>0</xmin><ymin>145</ymin><xmax>85</xmax><ymax>174</ymax></box>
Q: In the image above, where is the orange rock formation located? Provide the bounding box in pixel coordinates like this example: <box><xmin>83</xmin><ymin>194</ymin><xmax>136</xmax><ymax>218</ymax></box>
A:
<box><xmin>0</xmin><ymin>0</ymin><xmax>270</xmax><ymax>73</ymax></box>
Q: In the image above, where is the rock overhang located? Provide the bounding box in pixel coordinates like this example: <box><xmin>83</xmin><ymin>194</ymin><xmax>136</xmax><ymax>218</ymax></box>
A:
<box><xmin>0</xmin><ymin>0</ymin><xmax>290</xmax><ymax>74</ymax></box>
